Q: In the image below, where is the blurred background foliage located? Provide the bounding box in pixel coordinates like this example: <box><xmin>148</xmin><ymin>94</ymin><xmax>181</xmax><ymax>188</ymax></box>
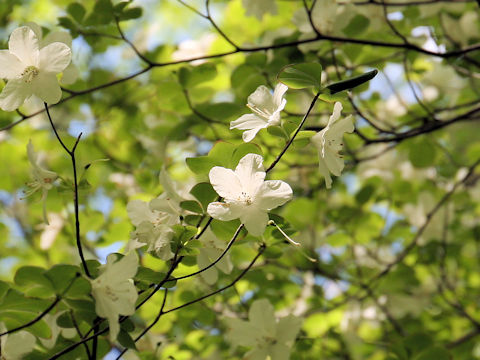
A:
<box><xmin>0</xmin><ymin>0</ymin><xmax>480</xmax><ymax>359</ymax></box>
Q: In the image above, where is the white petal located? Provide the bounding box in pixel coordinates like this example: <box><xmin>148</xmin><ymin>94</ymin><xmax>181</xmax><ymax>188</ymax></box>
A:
<box><xmin>242</xmin><ymin>127</ymin><xmax>264</xmax><ymax>143</ymax></box>
<box><xmin>42</xmin><ymin>31</ymin><xmax>73</xmax><ymax>47</ymax></box>
<box><xmin>39</xmin><ymin>42</ymin><xmax>71</xmax><ymax>73</ymax></box>
<box><xmin>248</xmin><ymin>299</ymin><xmax>276</xmax><ymax>333</ymax></box>
<box><xmin>107</xmin><ymin>314</ymin><xmax>120</xmax><ymax>342</ymax></box>
<box><xmin>104</xmin><ymin>251</ymin><xmax>139</xmax><ymax>281</ymax></box>
<box><xmin>0</xmin><ymin>50</ymin><xmax>24</xmax><ymax>79</ymax></box>
<box><xmin>269</xmin><ymin>344</ymin><xmax>292</xmax><ymax>360</ymax></box>
<box><xmin>207</xmin><ymin>201</ymin><xmax>242</xmax><ymax>221</ymax></box>
<box><xmin>273</xmin><ymin>83</ymin><xmax>288</xmax><ymax>108</ymax></box>
<box><xmin>25</xmin><ymin>22</ymin><xmax>43</xmax><ymax>40</ymax></box>
<box><xmin>276</xmin><ymin>315</ymin><xmax>302</xmax><ymax>344</ymax></box>
<box><xmin>245</xmin><ymin>348</ymin><xmax>270</xmax><ymax>360</ymax></box>
<box><xmin>198</xmin><ymin>249</ymin><xmax>218</xmax><ymax>285</ymax></box>
<box><xmin>30</xmin><ymin>72</ymin><xmax>62</xmax><ymax>104</ymax></box>
<box><xmin>230</xmin><ymin>113</ymin><xmax>267</xmax><ymax>130</ymax></box>
<box><xmin>247</xmin><ymin>85</ymin><xmax>275</xmax><ymax>114</ymax></box>
<box><xmin>255</xmin><ymin>180</ymin><xmax>293</xmax><ymax>211</ymax></box>
<box><xmin>3</xmin><ymin>330</ymin><xmax>36</xmax><ymax>359</ymax></box>
<box><xmin>127</xmin><ymin>200</ymin><xmax>155</xmax><ymax>226</ymax></box>
<box><xmin>159</xmin><ymin>167</ymin><xmax>183</xmax><ymax>203</ymax></box>
<box><xmin>9</xmin><ymin>26</ymin><xmax>39</xmax><ymax>66</ymax></box>
<box><xmin>327</xmin><ymin>101</ymin><xmax>343</xmax><ymax>126</ymax></box>
<box><xmin>235</xmin><ymin>154</ymin><xmax>266</xmax><ymax>195</ymax></box>
<box><xmin>324</xmin><ymin>146</ymin><xmax>344</xmax><ymax>176</ymax></box>
<box><xmin>209</xmin><ymin>166</ymin><xmax>242</xmax><ymax>199</ymax></box>
<box><xmin>60</xmin><ymin>62</ymin><xmax>78</xmax><ymax>84</ymax></box>
<box><xmin>329</xmin><ymin>114</ymin><xmax>354</xmax><ymax>136</ymax></box>
<box><xmin>225</xmin><ymin>318</ymin><xmax>258</xmax><ymax>347</ymax></box>
<box><xmin>240</xmin><ymin>207</ymin><xmax>269</xmax><ymax>236</ymax></box>
<box><xmin>0</xmin><ymin>79</ymin><xmax>31</xmax><ymax>111</ymax></box>
<box><xmin>317</xmin><ymin>153</ymin><xmax>333</xmax><ymax>189</ymax></box>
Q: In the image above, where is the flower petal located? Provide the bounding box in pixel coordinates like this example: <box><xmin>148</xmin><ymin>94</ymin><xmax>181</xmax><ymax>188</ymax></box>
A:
<box><xmin>242</xmin><ymin>126</ymin><xmax>264</xmax><ymax>143</ymax></box>
<box><xmin>230</xmin><ymin>113</ymin><xmax>267</xmax><ymax>130</ymax></box>
<box><xmin>127</xmin><ymin>200</ymin><xmax>155</xmax><ymax>226</ymax></box>
<box><xmin>317</xmin><ymin>153</ymin><xmax>333</xmax><ymax>189</ymax></box>
<box><xmin>327</xmin><ymin>101</ymin><xmax>343</xmax><ymax>126</ymax></box>
<box><xmin>235</xmin><ymin>154</ymin><xmax>266</xmax><ymax>195</ymax></box>
<box><xmin>324</xmin><ymin>146</ymin><xmax>344</xmax><ymax>176</ymax></box>
<box><xmin>30</xmin><ymin>72</ymin><xmax>62</xmax><ymax>104</ymax></box>
<box><xmin>9</xmin><ymin>26</ymin><xmax>39</xmax><ymax>66</ymax></box>
<box><xmin>247</xmin><ymin>85</ymin><xmax>275</xmax><ymax>113</ymax></box>
<box><xmin>207</xmin><ymin>201</ymin><xmax>242</xmax><ymax>221</ymax></box>
<box><xmin>248</xmin><ymin>299</ymin><xmax>276</xmax><ymax>333</ymax></box>
<box><xmin>60</xmin><ymin>62</ymin><xmax>78</xmax><ymax>84</ymax></box>
<box><xmin>104</xmin><ymin>251</ymin><xmax>139</xmax><ymax>281</ymax></box>
<box><xmin>276</xmin><ymin>314</ymin><xmax>303</xmax><ymax>344</ymax></box>
<box><xmin>42</xmin><ymin>31</ymin><xmax>73</xmax><ymax>47</ymax></box>
<box><xmin>39</xmin><ymin>42</ymin><xmax>71</xmax><ymax>73</ymax></box>
<box><xmin>273</xmin><ymin>83</ymin><xmax>288</xmax><ymax>108</ymax></box>
<box><xmin>209</xmin><ymin>166</ymin><xmax>242</xmax><ymax>199</ymax></box>
<box><xmin>240</xmin><ymin>207</ymin><xmax>269</xmax><ymax>236</ymax></box>
<box><xmin>0</xmin><ymin>79</ymin><xmax>31</xmax><ymax>111</ymax></box>
<box><xmin>0</xmin><ymin>50</ymin><xmax>24</xmax><ymax>79</ymax></box>
<box><xmin>256</xmin><ymin>180</ymin><xmax>293</xmax><ymax>211</ymax></box>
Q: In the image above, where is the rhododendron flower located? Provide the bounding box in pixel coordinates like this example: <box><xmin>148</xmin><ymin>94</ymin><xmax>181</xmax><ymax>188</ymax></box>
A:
<box><xmin>311</xmin><ymin>102</ymin><xmax>354</xmax><ymax>188</ymax></box>
<box><xmin>0</xmin><ymin>323</ymin><xmax>36</xmax><ymax>360</ymax></box>
<box><xmin>126</xmin><ymin>168</ymin><xmax>184</xmax><ymax>260</ymax></box>
<box><xmin>230</xmin><ymin>83</ymin><xmax>288</xmax><ymax>142</ymax></box>
<box><xmin>225</xmin><ymin>299</ymin><xmax>302</xmax><ymax>360</ymax></box>
<box><xmin>0</xmin><ymin>26</ymin><xmax>71</xmax><ymax>111</ymax></box>
<box><xmin>24</xmin><ymin>140</ymin><xmax>58</xmax><ymax>224</ymax></box>
<box><xmin>207</xmin><ymin>153</ymin><xmax>292</xmax><ymax>236</ymax></box>
<box><xmin>26</xmin><ymin>22</ymin><xmax>78</xmax><ymax>85</ymax></box>
<box><xmin>91</xmin><ymin>251</ymin><xmax>139</xmax><ymax>342</ymax></box>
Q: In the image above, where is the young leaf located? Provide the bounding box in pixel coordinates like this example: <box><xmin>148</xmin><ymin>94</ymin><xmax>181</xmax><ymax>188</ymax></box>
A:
<box><xmin>278</xmin><ymin>63</ymin><xmax>323</xmax><ymax>89</ymax></box>
<box><xmin>326</xmin><ymin>69</ymin><xmax>378</xmax><ymax>94</ymax></box>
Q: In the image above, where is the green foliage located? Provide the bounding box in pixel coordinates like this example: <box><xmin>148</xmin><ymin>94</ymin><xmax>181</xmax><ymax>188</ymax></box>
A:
<box><xmin>0</xmin><ymin>0</ymin><xmax>479</xmax><ymax>359</ymax></box>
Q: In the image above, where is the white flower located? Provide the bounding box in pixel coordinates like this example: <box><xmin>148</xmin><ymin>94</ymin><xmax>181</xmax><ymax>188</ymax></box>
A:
<box><xmin>91</xmin><ymin>251</ymin><xmax>139</xmax><ymax>342</ymax></box>
<box><xmin>26</xmin><ymin>22</ymin><xmax>78</xmax><ymax>85</ymax></box>
<box><xmin>24</xmin><ymin>140</ymin><xmax>58</xmax><ymax>224</ymax></box>
<box><xmin>126</xmin><ymin>169</ymin><xmax>184</xmax><ymax>260</ymax></box>
<box><xmin>225</xmin><ymin>299</ymin><xmax>302</xmax><ymax>360</ymax></box>
<box><xmin>196</xmin><ymin>228</ymin><xmax>233</xmax><ymax>285</ymax></box>
<box><xmin>230</xmin><ymin>83</ymin><xmax>288</xmax><ymax>143</ymax></box>
<box><xmin>0</xmin><ymin>323</ymin><xmax>36</xmax><ymax>360</ymax></box>
<box><xmin>172</xmin><ymin>34</ymin><xmax>215</xmax><ymax>65</ymax></box>
<box><xmin>207</xmin><ymin>153</ymin><xmax>293</xmax><ymax>236</ymax></box>
<box><xmin>311</xmin><ymin>102</ymin><xmax>354</xmax><ymax>189</ymax></box>
<box><xmin>0</xmin><ymin>26</ymin><xmax>71</xmax><ymax>111</ymax></box>
<box><xmin>241</xmin><ymin>0</ymin><xmax>277</xmax><ymax>20</ymax></box>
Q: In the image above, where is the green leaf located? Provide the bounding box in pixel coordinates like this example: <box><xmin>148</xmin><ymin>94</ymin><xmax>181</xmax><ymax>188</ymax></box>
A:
<box><xmin>179</xmin><ymin>63</ymin><xmax>217</xmax><ymax>88</ymax></box>
<box><xmin>186</xmin><ymin>156</ymin><xmax>216</xmax><ymax>175</ymax></box>
<box><xmin>14</xmin><ymin>266</ymin><xmax>54</xmax><ymax>298</ymax></box>
<box><xmin>180</xmin><ymin>200</ymin><xmax>203</xmax><ymax>214</ymax></box>
<box><xmin>85</xmin><ymin>0</ymin><xmax>114</xmax><ymax>25</ymax></box>
<box><xmin>208</xmin><ymin>141</ymin><xmax>236</xmax><ymax>167</ymax></box>
<box><xmin>67</xmin><ymin>2</ymin><xmax>86</xmax><ymax>23</ymax></box>
<box><xmin>408</xmin><ymin>141</ymin><xmax>436</xmax><ymax>168</ymax></box>
<box><xmin>118</xmin><ymin>7</ymin><xmax>143</xmax><ymax>20</ymax></box>
<box><xmin>231</xmin><ymin>143</ymin><xmax>263</xmax><ymax>167</ymax></box>
<box><xmin>267</xmin><ymin>125</ymin><xmax>289</xmax><ymax>140</ymax></box>
<box><xmin>326</xmin><ymin>69</ymin><xmax>378</xmax><ymax>94</ymax></box>
<box><xmin>0</xmin><ymin>280</ymin><xmax>9</xmax><ymax>300</ymax></box>
<box><xmin>415</xmin><ymin>346</ymin><xmax>449</xmax><ymax>360</ymax></box>
<box><xmin>342</xmin><ymin>15</ymin><xmax>370</xmax><ymax>37</ymax></box>
<box><xmin>190</xmin><ymin>182</ymin><xmax>218</xmax><ymax>211</ymax></box>
<box><xmin>278</xmin><ymin>63</ymin><xmax>323</xmax><ymax>90</ymax></box>
<box><xmin>57</xmin><ymin>312</ymin><xmax>74</xmax><ymax>328</ymax></box>
<box><xmin>118</xmin><ymin>329</ymin><xmax>137</xmax><ymax>349</ymax></box>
